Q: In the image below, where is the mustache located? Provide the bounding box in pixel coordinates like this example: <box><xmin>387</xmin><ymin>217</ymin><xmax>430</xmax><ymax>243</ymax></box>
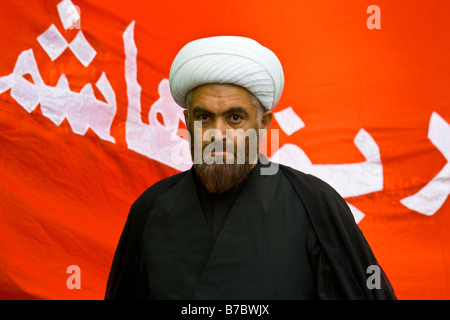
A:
<box><xmin>201</xmin><ymin>137</ymin><xmax>253</xmax><ymax>165</ymax></box>
<box><xmin>203</xmin><ymin>139</ymin><xmax>237</xmax><ymax>153</ymax></box>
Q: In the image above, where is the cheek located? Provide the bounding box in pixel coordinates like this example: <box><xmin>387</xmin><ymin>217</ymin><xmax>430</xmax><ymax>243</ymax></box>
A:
<box><xmin>187</xmin><ymin>123</ymin><xmax>202</xmax><ymax>150</ymax></box>
<box><xmin>226</xmin><ymin>129</ymin><xmax>258</xmax><ymax>148</ymax></box>
<box><xmin>233</xmin><ymin>134</ymin><xmax>245</xmax><ymax>147</ymax></box>
<box><xmin>189</xmin><ymin>121</ymin><xmax>204</xmax><ymax>139</ymax></box>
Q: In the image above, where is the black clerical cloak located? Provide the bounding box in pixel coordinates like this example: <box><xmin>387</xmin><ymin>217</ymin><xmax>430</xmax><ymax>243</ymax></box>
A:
<box><xmin>105</xmin><ymin>160</ymin><xmax>396</xmax><ymax>300</ymax></box>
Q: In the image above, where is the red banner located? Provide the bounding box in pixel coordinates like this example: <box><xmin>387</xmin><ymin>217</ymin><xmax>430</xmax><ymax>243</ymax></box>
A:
<box><xmin>0</xmin><ymin>0</ymin><xmax>449</xmax><ymax>299</ymax></box>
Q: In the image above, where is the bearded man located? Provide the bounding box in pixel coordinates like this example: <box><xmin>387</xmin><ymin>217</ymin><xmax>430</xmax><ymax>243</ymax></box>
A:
<box><xmin>105</xmin><ymin>36</ymin><xmax>396</xmax><ymax>300</ymax></box>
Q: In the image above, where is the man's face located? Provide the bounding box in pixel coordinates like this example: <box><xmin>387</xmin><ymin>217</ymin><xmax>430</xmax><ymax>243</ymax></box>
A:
<box><xmin>184</xmin><ymin>83</ymin><xmax>272</xmax><ymax>193</ymax></box>
<box><xmin>184</xmin><ymin>83</ymin><xmax>272</xmax><ymax>165</ymax></box>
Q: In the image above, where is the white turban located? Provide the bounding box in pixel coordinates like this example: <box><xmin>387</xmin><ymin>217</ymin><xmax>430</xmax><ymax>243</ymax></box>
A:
<box><xmin>169</xmin><ymin>36</ymin><xmax>284</xmax><ymax>110</ymax></box>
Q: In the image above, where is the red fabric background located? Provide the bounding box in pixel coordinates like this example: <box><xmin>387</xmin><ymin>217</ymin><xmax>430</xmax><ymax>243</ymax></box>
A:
<box><xmin>0</xmin><ymin>0</ymin><xmax>449</xmax><ymax>299</ymax></box>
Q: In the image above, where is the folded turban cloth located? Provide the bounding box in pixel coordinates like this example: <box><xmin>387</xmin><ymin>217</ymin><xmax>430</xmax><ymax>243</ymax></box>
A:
<box><xmin>169</xmin><ymin>36</ymin><xmax>284</xmax><ymax>110</ymax></box>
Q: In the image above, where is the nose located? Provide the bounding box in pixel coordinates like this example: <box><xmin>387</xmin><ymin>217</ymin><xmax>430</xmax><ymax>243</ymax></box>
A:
<box><xmin>213</xmin><ymin>117</ymin><xmax>228</xmax><ymax>137</ymax></box>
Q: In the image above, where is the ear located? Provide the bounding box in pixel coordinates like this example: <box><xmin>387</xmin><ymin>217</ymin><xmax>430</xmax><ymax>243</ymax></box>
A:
<box><xmin>260</xmin><ymin>110</ymin><xmax>273</xmax><ymax>130</ymax></box>
<box><xmin>183</xmin><ymin>109</ymin><xmax>189</xmax><ymax>125</ymax></box>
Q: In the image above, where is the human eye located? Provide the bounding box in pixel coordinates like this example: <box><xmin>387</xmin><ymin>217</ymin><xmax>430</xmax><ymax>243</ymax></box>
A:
<box><xmin>197</xmin><ymin>114</ymin><xmax>210</xmax><ymax>122</ymax></box>
<box><xmin>229</xmin><ymin>114</ymin><xmax>243</xmax><ymax>124</ymax></box>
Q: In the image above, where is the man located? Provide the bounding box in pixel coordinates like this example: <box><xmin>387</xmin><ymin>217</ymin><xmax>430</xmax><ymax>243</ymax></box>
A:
<box><xmin>105</xmin><ymin>36</ymin><xmax>396</xmax><ymax>299</ymax></box>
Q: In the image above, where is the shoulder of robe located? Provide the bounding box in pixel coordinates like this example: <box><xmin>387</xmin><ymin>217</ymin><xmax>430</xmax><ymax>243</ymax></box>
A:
<box><xmin>278</xmin><ymin>163</ymin><xmax>397</xmax><ymax>299</ymax></box>
<box><xmin>278</xmin><ymin>163</ymin><xmax>356</xmax><ymax>222</ymax></box>
<box><xmin>279</xmin><ymin>163</ymin><xmax>344</xmax><ymax>201</ymax></box>
<box><xmin>131</xmin><ymin>170</ymin><xmax>190</xmax><ymax>214</ymax></box>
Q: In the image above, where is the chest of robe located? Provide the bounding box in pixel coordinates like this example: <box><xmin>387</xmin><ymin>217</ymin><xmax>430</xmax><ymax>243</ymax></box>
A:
<box><xmin>140</xmin><ymin>168</ymin><xmax>316</xmax><ymax>299</ymax></box>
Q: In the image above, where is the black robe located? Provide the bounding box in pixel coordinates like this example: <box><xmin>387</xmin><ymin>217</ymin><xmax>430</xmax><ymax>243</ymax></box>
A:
<box><xmin>105</xmin><ymin>158</ymin><xmax>396</xmax><ymax>300</ymax></box>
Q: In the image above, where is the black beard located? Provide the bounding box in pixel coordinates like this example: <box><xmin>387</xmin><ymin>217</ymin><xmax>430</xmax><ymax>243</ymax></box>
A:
<box><xmin>193</xmin><ymin>162</ymin><xmax>254</xmax><ymax>194</ymax></box>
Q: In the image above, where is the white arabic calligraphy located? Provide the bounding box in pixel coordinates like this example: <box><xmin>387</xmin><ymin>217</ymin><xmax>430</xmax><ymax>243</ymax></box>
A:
<box><xmin>123</xmin><ymin>21</ymin><xmax>191</xmax><ymax>171</ymax></box>
<box><xmin>401</xmin><ymin>112</ymin><xmax>450</xmax><ymax>216</ymax></box>
<box><xmin>271</xmin><ymin>110</ymin><xmax>383</xmax><ymax>222</ymax></box>
<box><xmin>0</xmin><ymin>49</ymin><xmax>116</xmax><ymax>143</ymax></box>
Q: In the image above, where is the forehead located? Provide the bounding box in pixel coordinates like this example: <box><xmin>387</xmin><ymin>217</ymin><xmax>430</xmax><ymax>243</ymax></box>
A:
<box><xmin>190</xmin><ymin>83</ymin><xmax>255</xmax><ymax>112</ymax></box>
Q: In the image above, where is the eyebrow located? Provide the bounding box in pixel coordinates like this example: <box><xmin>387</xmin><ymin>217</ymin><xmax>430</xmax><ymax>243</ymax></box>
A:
<box><xmin>192</xmin><ymin>106</ymin><xmax>249</xmax><ymax>117</ymax></box>
<box><xmin>192</xmin><ymin>106</ymin><xmax>214</xmax><ymax>116</ymax></box>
